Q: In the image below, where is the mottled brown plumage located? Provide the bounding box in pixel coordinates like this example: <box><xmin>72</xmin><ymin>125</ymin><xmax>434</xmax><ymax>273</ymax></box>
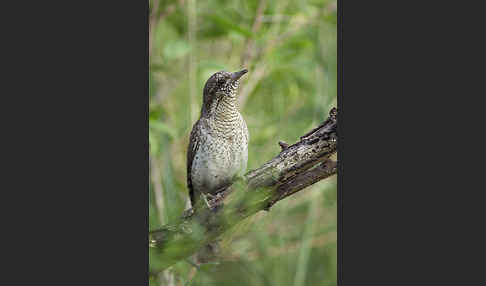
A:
<box><xmin>187</xmin><ymin>69</ymin><xmax>249</xmax><ymax>208</ymax></box>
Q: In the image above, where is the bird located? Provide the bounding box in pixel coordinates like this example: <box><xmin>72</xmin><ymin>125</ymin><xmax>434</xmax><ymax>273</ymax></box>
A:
<box><xmin>187</xmin><ymin>69</ymin><xmax>249</xmax><ymax>210</ymax></box>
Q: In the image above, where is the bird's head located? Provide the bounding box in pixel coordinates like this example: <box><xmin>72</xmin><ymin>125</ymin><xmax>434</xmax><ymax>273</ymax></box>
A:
<box><xmin>201</xmin><ymin>69</ymin><xmax>248</xmax><ymax>116</ymax></box>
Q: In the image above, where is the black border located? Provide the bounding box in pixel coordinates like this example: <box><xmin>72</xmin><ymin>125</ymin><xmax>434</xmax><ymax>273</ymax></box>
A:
<box><xmin>8</xmin><ymin>1</ymin><xmax>150</xmax><ymax>284</ymax></box>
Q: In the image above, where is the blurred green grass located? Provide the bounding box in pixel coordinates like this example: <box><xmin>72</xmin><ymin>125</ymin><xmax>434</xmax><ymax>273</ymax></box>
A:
<box><xmin>149</xmin><ymin>0</ymin><xmax>337</xmax><ymax>285</ymax></box>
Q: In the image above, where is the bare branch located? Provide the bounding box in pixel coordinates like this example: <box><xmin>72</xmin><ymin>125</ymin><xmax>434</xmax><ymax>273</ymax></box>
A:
<box><xmin>149</xmin><ymin>107</ymin><xmax>338</xmax><ymax>270</ymax></box>
<box><xmin>278</xmin><ymin>140</ymin><xmax>289</xmax><ymax>151</ymax></box>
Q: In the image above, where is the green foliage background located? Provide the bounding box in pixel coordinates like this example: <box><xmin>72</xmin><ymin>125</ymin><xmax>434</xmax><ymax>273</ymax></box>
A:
<box><xmin>149</xmin><ymin>0</ymin><xmax>337</xmax><ymax>285</ymax></box>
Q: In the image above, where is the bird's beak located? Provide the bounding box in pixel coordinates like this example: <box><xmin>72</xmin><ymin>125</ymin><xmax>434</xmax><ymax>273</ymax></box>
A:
<box><xmin>231</xmin><ymin>69</ymin><xmax>248</xmax><ymax>81</ymax></box>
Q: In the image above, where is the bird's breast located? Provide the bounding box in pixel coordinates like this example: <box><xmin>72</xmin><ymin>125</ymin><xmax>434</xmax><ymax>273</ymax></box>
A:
<box><xmin>191</xmin><ymin>119</ymin><xmax>248</xmax><ymax>194</ymax></box>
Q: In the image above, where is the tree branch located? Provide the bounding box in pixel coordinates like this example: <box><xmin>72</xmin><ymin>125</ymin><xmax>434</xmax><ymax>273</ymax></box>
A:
<box><xmin>149</xmin><ymin>108</ymin><xmax>338</xmax><ymax>270</ymax></box>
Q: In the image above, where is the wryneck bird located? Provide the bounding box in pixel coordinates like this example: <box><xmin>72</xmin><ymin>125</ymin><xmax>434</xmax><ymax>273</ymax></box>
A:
<box><xmin>187</xmin><ymin>69</ymin><xmax>249</xmax><ymax>210</ymax></box>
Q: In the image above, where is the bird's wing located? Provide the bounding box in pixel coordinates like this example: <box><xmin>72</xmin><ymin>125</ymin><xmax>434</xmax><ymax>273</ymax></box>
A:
<box><xmin>187</xmin><ymin>118</ymin><xmax>203</xmax><ymax>207</ymax></box>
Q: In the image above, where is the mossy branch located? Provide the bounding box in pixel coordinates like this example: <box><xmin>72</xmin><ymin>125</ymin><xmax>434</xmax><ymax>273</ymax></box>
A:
<box><xmin>149</xmin><ymin>108</ymin><xmax>338</xmax><ymax>270</ymax></box>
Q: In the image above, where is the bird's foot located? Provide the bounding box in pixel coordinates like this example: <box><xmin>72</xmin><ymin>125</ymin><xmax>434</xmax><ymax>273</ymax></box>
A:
<box><xmin>214</xmin><ymin>192</ymin><xmax>224</xmax><ymax>200</ymax></box>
